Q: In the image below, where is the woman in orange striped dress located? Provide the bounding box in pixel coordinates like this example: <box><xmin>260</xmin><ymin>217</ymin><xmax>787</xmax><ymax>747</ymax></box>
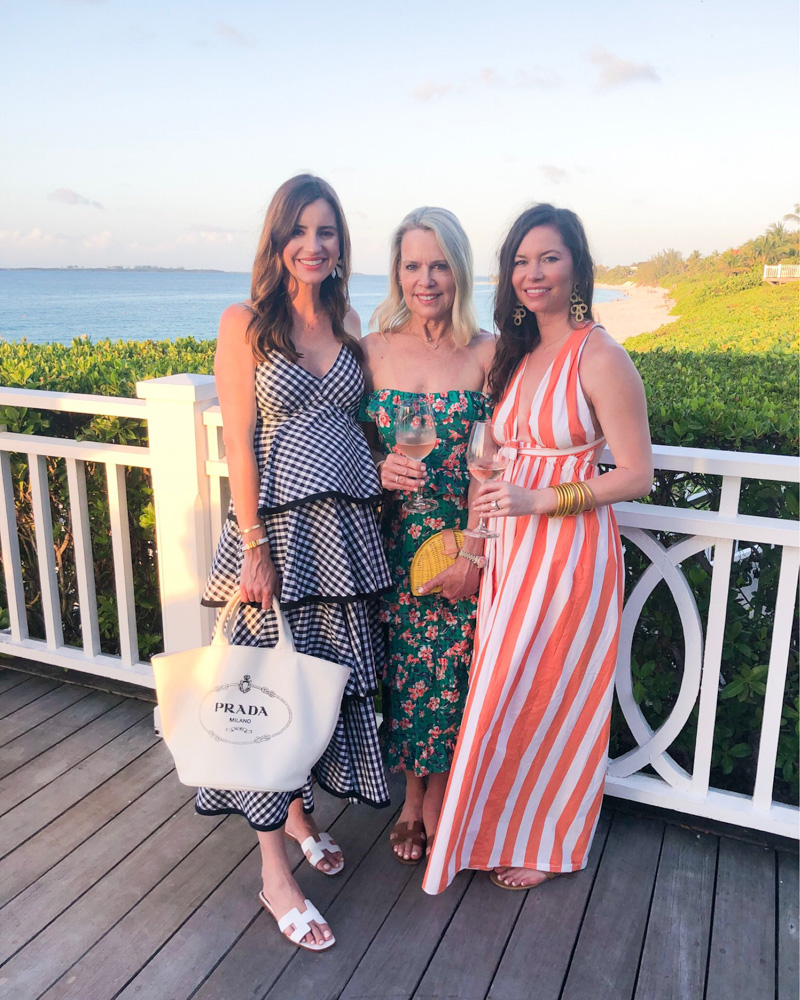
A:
<box><xmin>423</xmin><ymin>205</ymin><xmax>652</xmax><ymax>893</ymax></box>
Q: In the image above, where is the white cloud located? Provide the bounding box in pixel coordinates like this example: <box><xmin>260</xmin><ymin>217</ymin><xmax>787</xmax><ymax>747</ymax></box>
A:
<box><xmin>176</xmin><ymin>230</ymin><xmax>236</xmax><ymax>246</ymax></box>
<box><xmin>0</xmin><ymin>228</ymin><xmax>70</xmax><ymax>245</ymax></box>
<box><xmin>82</xmin><ymin>231</ymin><xmax>114</xmax><ymax>249</ymax></box>
<box><xmin>590</xmin><ymin>47</ymin><xmax>660</xmax><ymax>92</ymax></box>
<box><xmin>216</xmin><ymin>22</ymin><xmax>250</xmax><ymax>46</ymax></box>
<box><xmin>124</xmin><ymin>25</ymin><xmax>156</xmax><ymax>44</ymax></box>
<box><xmin>412</xmin><ymin>66</ymin><xmax>559</xmax><ymax>102</ymax></box>
<box><xmin>412</xmin><ymin>80</ymin><xmax>456</xmax><ymax>102</ymax></box>
<box><xmin>48</xmin><ymin>188</ymin><xmax>104</xmax><ymax>209</ymax></box>
<box><xmin>541</xmin><ymin>165</ymin><xmax>569</xmax><ymax>184</ymax></box>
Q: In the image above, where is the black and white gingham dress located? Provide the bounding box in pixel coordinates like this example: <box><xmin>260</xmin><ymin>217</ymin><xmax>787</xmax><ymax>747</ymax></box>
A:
<box><xmin>195</xmin><ymin>346</ymin><xmax>392</xmax><ymax>830</ymax></box>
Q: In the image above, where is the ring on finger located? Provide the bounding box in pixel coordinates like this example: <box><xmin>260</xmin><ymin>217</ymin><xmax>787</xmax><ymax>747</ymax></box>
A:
<box><xmin>492</xmin><ymin>499</ymin><xmax>500</xmax><ymax>511</ymax></box>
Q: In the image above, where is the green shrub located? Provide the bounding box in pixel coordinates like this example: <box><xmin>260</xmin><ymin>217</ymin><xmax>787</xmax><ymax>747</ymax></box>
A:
<box><xmin>0</xmin><ymin>336</ymin><xmax>796</xmax><ymax>805</ymax></box>
<box><xmin>627</xmin><ymin>281</ymin><xmax>798</xmax><ymax>355</ymax></box>
<box><xmin>0</xmin><ymin>338</ymin><xmax>214</xmax><ymax>659</ymax></box>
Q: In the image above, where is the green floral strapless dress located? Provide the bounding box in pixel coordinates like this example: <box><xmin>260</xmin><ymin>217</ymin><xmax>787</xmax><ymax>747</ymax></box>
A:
<box><xmin>362</xmin><ymin>389</ymin><xmax>492</xmax><ymax>776</ymax></box>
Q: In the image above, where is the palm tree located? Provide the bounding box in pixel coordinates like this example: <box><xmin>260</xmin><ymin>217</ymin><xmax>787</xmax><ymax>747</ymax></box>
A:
<box><xmin>783</xmin><ymin>203</ymin><xmax>799</xmax><ymax>226</ymax></box>
<box><xmin>767</xmin><ymin>221</ymin><xmax>788</xmax><ymax>241</ymax></box>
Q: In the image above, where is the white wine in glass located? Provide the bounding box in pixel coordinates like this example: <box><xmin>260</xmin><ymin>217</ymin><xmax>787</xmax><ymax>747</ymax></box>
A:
<box><xmin>394</xmin><ymin>399</ymin><xmax>438</xmax><ymax>513</ymax></box>
<box><xmin>465</xmin><ymin>420</ymin><xmax>508</xmax><ymax>538</ymax></box>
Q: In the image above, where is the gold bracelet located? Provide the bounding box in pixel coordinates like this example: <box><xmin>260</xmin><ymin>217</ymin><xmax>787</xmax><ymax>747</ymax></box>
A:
<box><xmin>240</xmin><ymin>522</ymin><xmax>263</xmax><ymax>535</ymax></box>
<box><xmin>548</xmin><ymin>481</ymin><xmax>594</xmax><ymax>518</ymax></box>
<box><xmin>243</xmin><ymin>536</ymin><xmax>269</xmax><ymax>551</ymax></box>
<box><xmin>576</xmin><ymin>481</ymin><xmax>596</xmax><ymax>512</ymax></box>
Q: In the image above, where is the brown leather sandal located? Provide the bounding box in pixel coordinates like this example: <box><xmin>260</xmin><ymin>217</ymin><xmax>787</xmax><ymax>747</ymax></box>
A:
<box><xmin>389</xmin><ymin>820</ymin><xmax>427</xmax><ymax>865</ymax></box>
<box><xmin>489</xmin><ymin>869</ymin><xmax>560</xmax><ymax>891</ymax></box>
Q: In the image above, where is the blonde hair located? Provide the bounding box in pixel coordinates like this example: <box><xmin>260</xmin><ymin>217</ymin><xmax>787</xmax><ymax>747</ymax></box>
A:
<box><xmin>370</xmin><ymin>207</ymin><xmax>479</xmax><ymax>348</ymax></box>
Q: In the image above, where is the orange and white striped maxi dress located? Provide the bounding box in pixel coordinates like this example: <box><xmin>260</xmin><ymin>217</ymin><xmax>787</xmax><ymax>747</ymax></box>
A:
<box><xmin>423</xmin><ymin>322</ymin><xmax>623</xmax><ymax>894</ymax></box>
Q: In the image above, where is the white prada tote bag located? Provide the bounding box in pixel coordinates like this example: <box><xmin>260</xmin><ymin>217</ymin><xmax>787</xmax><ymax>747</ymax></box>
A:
<box><xmin>152</xmin><ymin>597</ymin><xmax>351</xmax><ymax>792</ymax></box>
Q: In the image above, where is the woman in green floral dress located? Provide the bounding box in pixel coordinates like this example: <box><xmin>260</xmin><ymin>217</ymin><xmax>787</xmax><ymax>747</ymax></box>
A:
<box><xmin>362</xmin><ymin>207</ymin><xmax>495</xmax><ymax>863</ymax></box>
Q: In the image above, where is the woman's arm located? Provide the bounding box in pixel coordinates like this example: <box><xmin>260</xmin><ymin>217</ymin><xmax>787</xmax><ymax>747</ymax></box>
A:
<box><xmin>475</xmin><ymin>335</ymin><xmax>652</xmax><ymax>517</ymax></box>
<box><xmin>215</xmin><ymin>304</ymin><xmax>279</xmax><ymax>608</ymax></box>
<box><xmin>416</xmin><ymin>473</ymin><xmax>484</xmax><ymax>599</ymax></box>
<box><xmin>576</xmin><ymin>335</ymin><xmax>654</xmax><ymax>503</ymax></box>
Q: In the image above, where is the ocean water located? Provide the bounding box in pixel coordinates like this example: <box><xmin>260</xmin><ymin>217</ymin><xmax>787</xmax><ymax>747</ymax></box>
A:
<box><xmin>0</xmin><ymin>270</ymin><xmax>624</xmax><ymax>346</ymax></box>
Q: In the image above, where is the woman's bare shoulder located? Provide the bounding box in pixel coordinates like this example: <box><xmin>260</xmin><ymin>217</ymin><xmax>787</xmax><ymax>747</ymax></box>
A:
<box><xmin>219</xmin><ymin>302</ymin><xmax>254</xmax><ymax>332</ymax></box>
<box><xmin>216</xmin><ymin>304</ymin><xmax>257</xmax><ymax>363</ymax></box>
<box><xmin>344</xmin><ymin>306</ymin><xmax>362</xmax><ymax>338</ymax></box>
<box><xmin>471</xmin><ymin>328</ymin><xmax>497</xmax><ymax>363</ymax></box>
<box><xmin>581</xmin><ymin>324</ymin><xmax>642</xmax><ymax>390</ymax></box>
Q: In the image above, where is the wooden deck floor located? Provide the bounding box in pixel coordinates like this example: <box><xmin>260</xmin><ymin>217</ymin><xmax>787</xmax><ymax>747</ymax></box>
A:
<box><xmin>0</xmin><ymin>663</ymin><xmax>797</xmax><ymax>1000</ymax></box>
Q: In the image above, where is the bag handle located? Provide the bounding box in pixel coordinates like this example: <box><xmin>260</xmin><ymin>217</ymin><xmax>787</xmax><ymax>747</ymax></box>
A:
<box><xmin>212</xmin><ymin>596</ymin><xmax>296</xmax><ymax>652</ymax></box>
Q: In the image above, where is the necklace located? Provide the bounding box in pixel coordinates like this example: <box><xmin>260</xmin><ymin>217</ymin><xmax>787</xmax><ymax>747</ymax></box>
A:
<box><xmin>540</xmin><ymin>328</ymin><xmax>573</xmax><ymax>352</ymax></box>
<box><xmin>413</xmin><ymin>328</ymin><xmax>452</xmax><ymax>350</ymax></box>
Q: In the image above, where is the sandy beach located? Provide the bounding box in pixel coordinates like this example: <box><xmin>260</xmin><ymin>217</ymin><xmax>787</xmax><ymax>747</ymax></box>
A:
<box><xmin>593</xmin><ymin>282</ymin><xmax>678</xmax><ymax>344</ymax></box>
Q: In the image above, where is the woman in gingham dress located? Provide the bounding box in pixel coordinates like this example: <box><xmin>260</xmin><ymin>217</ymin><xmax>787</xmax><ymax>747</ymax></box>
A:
<box><xmin>197</xmin><ymin>175</ymin><xmax>391</xmax><ymax>952</ymax></box>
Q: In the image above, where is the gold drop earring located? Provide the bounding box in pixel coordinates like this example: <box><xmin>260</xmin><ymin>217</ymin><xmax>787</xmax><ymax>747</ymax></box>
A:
<box><xmin>569</xmin><ymin>284</ymin><xmax>588</xmax><ymax>322</ymax></box>
<box><xmin>513</xmin><ymin>304</ymin><xmax>527</xmax><ymax>326</ymax></box>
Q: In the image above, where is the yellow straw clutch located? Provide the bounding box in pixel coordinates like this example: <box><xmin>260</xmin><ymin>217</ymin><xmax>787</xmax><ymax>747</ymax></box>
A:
<box><xmin>409</xmin><ymin>528</ymin><xmax>464</xmax><ymax>595</ymax></box>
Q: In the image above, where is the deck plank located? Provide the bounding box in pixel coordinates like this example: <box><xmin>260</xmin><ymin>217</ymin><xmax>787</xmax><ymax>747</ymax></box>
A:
<box><xmin>0</xmin><ymin>766</ymin><xmax>192</xmax><ymax>962</ymax></box>
<box><xmin>0</xmin><ymin>678</ymin><xmax>793</xmax><ymax>1000</ymax></box>
<box><xmin>486</xmin><ymin>810</ymin><xmax>612</xmax><ymax>1000</ymax></box>
<box><xmin>340</xmin><ymin>861</ymin><xmax>472</xmax><ymax>1000</ymax></box>
<box><xmin>38</xmin><ymin>816</ymin><xmax>260</xmax><ymax>1000</ymax></box>
<box><xmin>190</xmin><ymin>793</ymin><xmax>400</xmax><ymax>1000</ymax></box>
<box><xmin>633</xmin><ymin>825</ymin><xmax>717</xmax><ymax>1000</ymax></box>
<box><xmin>116</xmin><ymin>789</ymin><xmax>351</xmax><ymax>1000</ymax></box>
<box><xmin>0</xmin><ymin>740</ymin><xmax>176</xmax><ymax>905</ymax></box>
<box><xmin>0</xmin><ymin>801</ymin><xmax>227</xmax><ymax>1000</ymax></box>
<box><xmin>705</xmin><ymin>837</ymin><xmax>775</xmax><ymax>1000</ymax></box>
<box><xmin>0</xmin><ymin>674</ymin><xmax>60</xmax><ymax>718</ymax></box>
<box><xmin>411</xmin><ymin>870</ymin><xmax>527</xmax><ymax>1000</ymax></box>
<box><xmin>778</xmin><ymin>850</ymin><xmax>799</xmax><ymax>1000</ymax></box>
<box><xmin>560</xmin><ymin>812</ymin><xmax>664</xmax><ymax>1000</ymax></box>
<box><xmin>0</xmin><ymin>688</ymin><xmax>130</xmax><ymax>780</ymax></box>
<box><xmin>0</xmin><ymin>691</ymin><xmax>131</xmax><ymax>815</ymax></box>
<box><xmin>264</xmin><ymin>801</ymin><xmax>419</xmax><ymax>1000</ymax></box>
<box><xmin>0</xmin><ymin>667</ymin><xmax>30</xmax><ymax>695</ymax></box>
<box><xmin>0</xmin><ymin>683</ymin><xmax>90</xmax><ymax>747</ymax></box>
<box><xmin>0</xmin><ymin>712</ymin><xmax>157</xmax><ymax>857</ymax></box>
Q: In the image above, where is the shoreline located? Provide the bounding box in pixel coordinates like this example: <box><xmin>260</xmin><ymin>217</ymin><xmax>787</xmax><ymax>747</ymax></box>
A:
<box><xmin>593</xmin><ymin>282</ymin><xmax>678</xmax><ymax>344</ymax></box>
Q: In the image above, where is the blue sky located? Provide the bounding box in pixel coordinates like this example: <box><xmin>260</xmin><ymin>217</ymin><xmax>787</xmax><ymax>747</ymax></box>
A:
<box><xmin>1</xmin><ymin>0</ymin><xmax>797</xmax><ymax>272</ymax></box>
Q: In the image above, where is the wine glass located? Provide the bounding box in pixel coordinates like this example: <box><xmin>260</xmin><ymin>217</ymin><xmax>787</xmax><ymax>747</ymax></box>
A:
<box><xmin>394</xmin><ymin>399</ymin><xmax>438</xmax><ymax>513</ymax></box>
<box><xmin>464</xmin><ymin>420</ymin><xmax>508</xmax><ymax>539</ymax></box>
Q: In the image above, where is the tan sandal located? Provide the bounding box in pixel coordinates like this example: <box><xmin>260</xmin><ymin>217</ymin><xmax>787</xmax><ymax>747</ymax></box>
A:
<box><xmin>389</xmin><ymin>819</ymin><xmax>427</xmax><ymax>865</ymax></box>
<box><xmin>489</xmin><ymin>869</ymin><xmax>560</xmax><ymax>891</ymax></box>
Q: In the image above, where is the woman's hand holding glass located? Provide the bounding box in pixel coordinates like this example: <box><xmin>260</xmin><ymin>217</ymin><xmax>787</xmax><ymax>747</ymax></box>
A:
<box><xmin>464</xmin><ymin>421</ymin><xmax>508</xmax><ymax>539</ymax></box>
<box><xmin>379</xmin><ymin>451</ymin><xmax>428</xmax><ymax>495</ymax></box>
<box><xmin>474</xmin><ymin>479</ymin><xmax>556</xmax><ymax>519</ymax></box>
<box><xmin>393</xmin><ymin>400</ymin><xmax>438</xmax><ymax>513</ymax></box>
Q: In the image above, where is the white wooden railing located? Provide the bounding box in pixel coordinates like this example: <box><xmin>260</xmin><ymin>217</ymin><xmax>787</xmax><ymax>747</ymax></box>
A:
<box><xmin>763</xmin><ymin>263</ymin><xmax>800</xmax><ymax>282</ymax></box>
<box><xmin>0</xmin><ymin>375</ymin><xmax>797</xmax><ymax>839</ymax></box>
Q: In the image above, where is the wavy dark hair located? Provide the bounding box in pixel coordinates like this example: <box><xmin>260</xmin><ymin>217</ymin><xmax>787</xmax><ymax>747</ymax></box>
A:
<box><xmin>247</xmin><ymin>174</ymin><xmax>362</xmax><ymax>364</ymax></box>
<box><xmin>488</xmin><ymin>204</ymin><xmax>594</xmax><ymax>403</ymax></box>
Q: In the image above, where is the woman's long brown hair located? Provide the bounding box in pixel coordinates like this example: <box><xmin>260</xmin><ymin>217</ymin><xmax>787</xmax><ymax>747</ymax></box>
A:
<box><xmin>247</xmin><ymin>174</ymin><xmax>362</xmax><ymax>365</ymax></box>
<box><xmin>488</xmin><ymin>204</ymin><xmax>594</xmax><ymax>404</ymax></box>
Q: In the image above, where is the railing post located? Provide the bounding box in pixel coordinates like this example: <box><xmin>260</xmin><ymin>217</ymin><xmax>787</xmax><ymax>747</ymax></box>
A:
<box><xmin>136</xmin><ymin>374</ymin><xmax>218</xmax><ymax>655</ymax></box>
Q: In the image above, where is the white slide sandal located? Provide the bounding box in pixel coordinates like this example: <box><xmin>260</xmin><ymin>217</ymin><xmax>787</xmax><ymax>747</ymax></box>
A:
<box><xmin>286</xmin><ymin>831</ymin><xmax>345</xmax><ymax>876</ymax></box>
<box><xmin>259</xmin><ymin>892</ymin><xmax>335</xmax><ymax>952</ymax></box>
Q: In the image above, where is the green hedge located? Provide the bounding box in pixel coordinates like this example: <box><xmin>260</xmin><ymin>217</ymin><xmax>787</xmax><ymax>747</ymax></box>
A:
<box><xmin>626</xmin><ymin>280</ymin><xmax>798</xmax><ymax>355</ymax></box>
<box><xmin>0</xmin><ymin>336</ymin><xmax>796</xmax><ymax>805</ymax></box>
